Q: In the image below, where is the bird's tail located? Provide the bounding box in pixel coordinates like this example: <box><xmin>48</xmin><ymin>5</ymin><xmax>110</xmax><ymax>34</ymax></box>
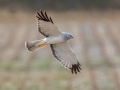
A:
<box><xmin>25</xmin><ymin>39</ymin><xmax>46</xmax><ymax>52</ymax></box>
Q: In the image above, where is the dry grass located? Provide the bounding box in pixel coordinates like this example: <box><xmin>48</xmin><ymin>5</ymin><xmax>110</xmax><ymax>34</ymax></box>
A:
<box><xmin>1</xmin><ymin>10</ymin><xmax>120</xmax><ymax>23</ymax></box>
<box><xmin>0</xmin><ymin>10</ymin><xmax>120</xmax><ymax>90</ymax></box>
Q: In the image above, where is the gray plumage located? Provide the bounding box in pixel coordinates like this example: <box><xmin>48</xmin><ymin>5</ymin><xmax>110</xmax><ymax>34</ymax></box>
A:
<box><xmin>25</xmin><ymin>10</ymin><xmax>81</xmax><ymax>74</ymax></box>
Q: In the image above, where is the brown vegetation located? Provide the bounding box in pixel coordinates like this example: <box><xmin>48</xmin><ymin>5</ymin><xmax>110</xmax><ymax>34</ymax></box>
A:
<box><xmin>0</xmin><ymin>11</ymin><xmax>120</xmax><ymax>90</ymax></box>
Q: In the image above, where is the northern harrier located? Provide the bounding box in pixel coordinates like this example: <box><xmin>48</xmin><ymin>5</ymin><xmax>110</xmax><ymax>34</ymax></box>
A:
<box><xmin>25</xmin><ymin>10</ymin><xmax>81</xmax><ymax>74</ymax></box>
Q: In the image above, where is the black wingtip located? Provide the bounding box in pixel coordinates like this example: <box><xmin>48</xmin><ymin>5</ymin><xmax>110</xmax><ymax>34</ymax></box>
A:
<box><xmin>36</xmin><ymin>9</ymin><xmax>54</xmax><ymax>23</ymax></box>
<box><xmin>36</xmin><ymin>11</ymin><xmax>43</xmax><ymax>20</ymax></box>
<box><xmin>50</xmin><ymin>17</ymin><xmax>54</xmax><ymax>24</ymax></box>
<box><xmin>70</xmin><ymin>62</ymin><xmax>81</xmax><ymax>74</ymax></box>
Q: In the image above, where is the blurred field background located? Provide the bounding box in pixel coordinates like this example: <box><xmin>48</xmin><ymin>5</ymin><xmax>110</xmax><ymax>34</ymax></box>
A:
<box><xmin>0</xmin><ymin>0</ymin><xmax>120</xmax><ymax>90</ymax></box>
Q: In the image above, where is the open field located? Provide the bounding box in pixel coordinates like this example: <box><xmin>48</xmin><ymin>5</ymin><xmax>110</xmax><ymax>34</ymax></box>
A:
<box><xmin>0</xmin><ymin>11</ymin><xmax>120</xmax><ymax>90</ymax></box>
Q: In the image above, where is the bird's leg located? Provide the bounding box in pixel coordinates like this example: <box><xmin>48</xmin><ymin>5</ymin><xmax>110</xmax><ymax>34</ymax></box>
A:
<box><xmin>39</xmin><ymin>42</ymin><xmax>47</xmax><ymax>47</ymax></box>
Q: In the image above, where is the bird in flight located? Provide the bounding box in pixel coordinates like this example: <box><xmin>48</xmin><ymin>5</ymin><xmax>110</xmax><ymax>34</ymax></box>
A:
<box><xmin>25</xmin><ymin>10</ymin><xmax>81</xmax><ymax>74</ymax></box>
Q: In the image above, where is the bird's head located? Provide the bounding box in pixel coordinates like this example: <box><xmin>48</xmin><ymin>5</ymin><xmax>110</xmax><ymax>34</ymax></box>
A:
<box><xmin>62</xmin><ymin>32</ymin><xmax>73</xmax><ymax>40</ymax></box>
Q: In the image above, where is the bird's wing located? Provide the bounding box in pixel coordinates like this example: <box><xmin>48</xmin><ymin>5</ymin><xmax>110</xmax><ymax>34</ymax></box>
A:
<box><xmin>36</xmin><ymin>10</ymin><xmax>61</xmax><ymax>37</ymax></box>
<box><xmin>50</xmin><ymin>42</ymin><xmax>81</xmax><ymax>74</ymax></box>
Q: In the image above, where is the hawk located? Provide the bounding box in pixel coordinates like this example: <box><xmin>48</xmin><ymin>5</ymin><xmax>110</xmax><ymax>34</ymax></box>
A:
<box><xmin>25</xmin><ymin>10</ymin><xmax>81</xmax><ymax>74</ymax></box>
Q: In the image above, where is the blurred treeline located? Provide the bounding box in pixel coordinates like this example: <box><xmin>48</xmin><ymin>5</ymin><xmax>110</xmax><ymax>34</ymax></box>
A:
<box><xmin>0</xmin><ymin>0</ymin><xmax>120</xmax><ymax>11</ymax></box>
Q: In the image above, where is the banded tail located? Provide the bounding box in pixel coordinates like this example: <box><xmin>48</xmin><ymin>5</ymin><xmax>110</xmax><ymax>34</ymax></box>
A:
<box><xmin>25</xmin><ymin>40</ymin><xmax>46</xmax><ymax>52</ymax></box>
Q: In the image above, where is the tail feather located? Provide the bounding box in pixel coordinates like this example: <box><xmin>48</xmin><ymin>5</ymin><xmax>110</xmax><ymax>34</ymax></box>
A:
<box><xmin>25</xmin><ymin>40</ymin><xmax>45</xmax><ymax>52</ymax></box>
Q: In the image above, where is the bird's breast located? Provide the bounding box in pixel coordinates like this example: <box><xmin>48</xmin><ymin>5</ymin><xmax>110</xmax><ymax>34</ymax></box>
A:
<box><xmin>46</xmin><ymin>35</ymin><xmax>65</xmax><ymax>44</ymax></box>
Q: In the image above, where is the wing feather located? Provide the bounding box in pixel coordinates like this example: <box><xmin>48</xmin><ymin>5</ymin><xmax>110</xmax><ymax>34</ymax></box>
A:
<box><xmin>50</xmin><ymin>42</ymin><xmax>81</xmax><ymax>74</ymax></box>
<box><xmin>44</xmin><ymin>11</ymin><xmax>50</xmax><ymax>21</ymax></box>
<box><xmin>36</xmin><ymin>10</ymin><xmax>61</xmax><ymax>37</ymax></box>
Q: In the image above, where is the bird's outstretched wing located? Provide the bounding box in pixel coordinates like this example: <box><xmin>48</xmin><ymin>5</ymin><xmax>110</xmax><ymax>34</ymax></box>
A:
<box><xmin>50</xmin><ymin>42</ymin><xmax>81</xmax><ymax>74</ymax></box>
<box><xmin>36</xmin><ymin>10</ymin><xmax>61</xmax><ymax>37</ymax></box>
